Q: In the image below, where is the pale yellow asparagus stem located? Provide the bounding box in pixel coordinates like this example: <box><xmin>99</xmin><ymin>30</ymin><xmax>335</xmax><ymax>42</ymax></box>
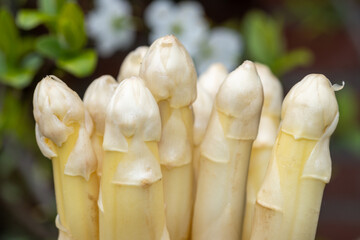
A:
<box><xmin>100</xmin><ymin>141</ymin><xmax>168</xmax><ymax>240</ymax></box>
<box><xmin>250</xmin><ymin>74</ymin><xmax>341</xmax><ymax>240</ymax></box>
<box><xmin>52</xmin><ymin>124</ymin><xmax>99</xmax><ymax>240</ymax></box>
<box><xmin>140</xmin><ymin>35</ymin><xmax>197</xmax><ymax>240</ymax></box>
<box><xmin>117</xmin><ymin>46</ymin><xmax>148</xmax><ymax>82</ymax></box>
<box><xmin>83</xmin><ymin>75</ymin><xmax>118</xmax><ymax>177</ymax></box>
<box><xmin>100</xmin><ymin>77</ymin><xmax>169</xmax><ymax>240</ymax></box>
<box><xmin>291</xmin><ymin>179</ymin><xmax>325</xmax><ymax>239</ymax></box>
<box><xmin>33</xmin><ymin>76</ymin><xmax>98</xmax><ymax>240</ymax></box>
<box><xmin>192</xmin><ymin>61</ymin><xmax>263</xmax><ymax>240</ymax></box>
<box><xmin>192</xmin><ymin>84</ymin><xmax>212</xmax><ymax>182</ymax></box>
<box><xmin>158</xmin><ymin>101</ymin><xmax>194</xmax><ymax>240</ymax></box>
<box><xmin>192</xmin><ymin>63</ymin><xmax>227</xmax><ymax>184</ymax></box>
<box><xmin>242</xmin><ymin>147</ymin><xmax>272</xmax><ymax>239</ymax></box>
<box><xmin>242</xmin><ymin>63</ymin><xmax>283</xmax><ymax>240</ymax></box>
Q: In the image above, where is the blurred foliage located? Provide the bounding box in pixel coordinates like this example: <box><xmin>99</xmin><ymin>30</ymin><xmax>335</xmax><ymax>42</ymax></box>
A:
<box><xmin>284</xmin><ymin>0</ymin><xmax>342</xmax><ymax>36</ymax></box>
<box><xmin>0</xmin><ymin>88</ymin><xmax>57</xmax><ymax>239</ymax></box>
<box><xmin>0</xmin><ymin>0</ymin><xmax>96</xmax><ymax>238</ymax></box>
<box><xmin>0</xmin><ymin>89</ymin><xmax>35</xmax><ymax>148</ymax></box>
<box><xmin>0</xmin><ymin>0</ymin><xmax>97</xmax><ymax>89</ymax></box>
<box><xmin>335</xmin><ymin>88</ymin><xmax>360</xmax><ymax>155</ymax></box>
<box><xmin>0</xmin><ymin>8</ymin><xmax>42</xmax><ymax>88</ymax></box>
<box><xmin>242</xmin><ymin>10</ymin><xmax>313</xmax><ymax>77</ymax></box>
<box><xmin>17</xmin><ymin>0</ymin><xmax>97</xmax><ymax>78</ymax></box>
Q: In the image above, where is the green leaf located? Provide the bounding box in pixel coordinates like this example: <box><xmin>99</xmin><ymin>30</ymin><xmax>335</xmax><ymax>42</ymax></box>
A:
<box><xmin>21</xmin><ymin>53</ymin><xmax>43</xmax><ymax>70</ymax></box>
<box><xmin>36</xmin><ymin>35</ymin><xmax>97</xmax><ymax>77</ymax></box>
<box><xmin>1</xmin><ymin>68</ymin><xmax>35</xmax><ymax>88</ymax></box>
<box><xmin>0</xmin><ymin>8</ymin><xmax>20</xmax><ymax>65</ymax></box>
<box><xmin>286</xmin><ymin>0</ymin><xmax>341</xmax><ymax>36</ymax></box>
<box><xmin>336</xmin><ymin>88</ymin><xmax>358</xmax><ymax>136</ymax></box>
<box><xmin>0</xmin><ymin>89</ymin><xmax>37</xmax><ymax>151</ymax></box>
<box><xmin>57</xmin><ymin>2</ymin><xmax>86</xmax><ymax>51</ymax></box>
<box><xmin>36</xmin><ymin>35</ymin><xmax>68</xmax><ymax>59</ymax></box>
<box><xmin>57</xmin><ymin>49</ymin><xmax>97</xmax><ymax>77</ymax></box>
<box><xmin>16</xmin><ymin>9</ymin><xmax>53</xmax><ymax>30</ymax></box>
<box><xmin>243</xmin><ymin>10</ymin><xmax>284</xmax><ymax>65</ymax></box>
<box><xmin>0</xmin><ymin>90</ymin><xmax>29</xmax><ymax>141</ymax></box>
<box><xmin>38</xmin><ymin>0</ymin><xmax>67</xmax><ymax>15</ymax></box>
<box><xmin>0</xmin><ymin>54</ymin><xmax>42</xmax><ymax>88</ymax></box>
<box><xmin>271</xmin><ymin>48</ymin><xmax>313</xmax><ymax>76</ymax></box>
<box><xmin>17</xmin><ymin>37</ymin><xmax>37</xmax><ymax>60</ymax></box>
<box><xmin>0</xmin><ymin>52</ymin><xmax>6</xmax><ymax>75</ymax></box>
<box><xmin>348</xmin><ymin>130</ymin><xmax>360</xmax><ymax>156</ymax></box>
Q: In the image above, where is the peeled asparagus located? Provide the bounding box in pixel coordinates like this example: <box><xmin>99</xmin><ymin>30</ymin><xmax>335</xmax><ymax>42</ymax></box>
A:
<box><xmin>192</xmin><ymin>61</ymin><xmax>263</xmax><ymax>240</ymax></box>
<box><xmin>198</xmin><ymin>63</ymin><xmax>228</xmax><ymax>100</ymax></box>
<box><xmin>242</xmin><ymin>63</ymin><xmax>283</xmax><ymax>240</ymax></box>
<box><xmin>193</xmin><ymin>63</ymin><xmax>228</xmax><ymax>183</ymax></box>
<box><xmin>117</xmin><ymin>46</ymin><xmax>149</xmax><ymax>82</ymax></box>
<box><xmin>100</xmin><ymin>77</ymin><xmax>169</xmax><ymax>240</ymax></box>
<box><xmin>140</xmin><ymin>35</ymin><xmax>197</xmax><ymax>240</ymax></box>
<box><xmin>250</xmin><ymin>74</ymin><xmax>341</xmax><ymax>240</ymax></box>
<box><xmin>83</xmin><ymin>75</ymin><xmax>118</xmax><ymax>177</ymax></box>
<box><xmin>192</xmin><ymin>84</ymin><xmax>212</xmax><ymax>183</ymax></box>
<box><xmin>33</xmin><ymin>76</ymin><xmax>99</xmax><ymax>240</ymax></box>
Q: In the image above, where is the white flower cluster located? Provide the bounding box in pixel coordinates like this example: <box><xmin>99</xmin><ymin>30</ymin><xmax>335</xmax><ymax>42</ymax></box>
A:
<box><xmin>144</xmin><ymin>0</ymin><xmax>243</xmax><ymax>73</ymax></box>
<box><xmin>87</xmin><ymin>0</ymin><xmax>135</xmax><ymax>57</ymax></box>
<box><xmin>86</xmin><ymin>0</ymin><xmax>243</xmax><ymax>72</ymax></box>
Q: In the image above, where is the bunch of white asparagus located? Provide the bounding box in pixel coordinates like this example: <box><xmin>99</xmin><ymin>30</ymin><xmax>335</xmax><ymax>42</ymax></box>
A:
<box><xmin>33</xmin><ymin>35</ymin><xmax>342</xmax><ymax>240</ymax></box>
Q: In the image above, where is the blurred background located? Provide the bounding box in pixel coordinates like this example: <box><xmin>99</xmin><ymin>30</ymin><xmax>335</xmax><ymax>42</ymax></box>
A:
<box><xmin>0</xmin><ymin>0</ymin><xmax>359</xmax><ymax>239</ymax></box>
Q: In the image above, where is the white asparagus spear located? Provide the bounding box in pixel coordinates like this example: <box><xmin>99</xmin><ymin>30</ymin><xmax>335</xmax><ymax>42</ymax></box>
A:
<box><xmin>192</xmin><ymin>61</ymin><xmax>263</xmax><ymax>240</ymax></box>
<box><xmin>100</xmin><ymin>77</ymin><xmax>169</xmax><ymax>240</ymax></box>
<box><xmin>250</xmin><ymin>74</ymin><xmax>341</xmax><ymax>240</ymax></box>
<box><xmin>83</xmin><ymin>75</ymin><xmax>117</xmax><ymax>177</ymax></box>
<box><xmin>193</xmin><ymin>63</ymin><xmax>228</xmax><ymax>183</ymax></box>
<box><xmin>242</xmin><ymin>63</ymin><xmax>283</xmax><ymax>240</ymax></box>
<box><xmin>198</xmin><ymin>63</ymin><xmax>228</xmax><ymax>100</ymax></box>
<box><xmin>33</xmin><ymin>76</ymin><xmax>99</xmax><ymax>240</ymax></box>
<box><xmin>140</xmin><ymin>35</ymin><xmax>197</xmax><ymax>240</ymax></box>
<box><xmin>117</xmin><ymin>46</ymin><xmax>149</xmax><ymax>82</ymax></box>
<box><xmin>192</xmin><ymin>84</ymin><xmax>212</xmax><ymax>182</ymax></box>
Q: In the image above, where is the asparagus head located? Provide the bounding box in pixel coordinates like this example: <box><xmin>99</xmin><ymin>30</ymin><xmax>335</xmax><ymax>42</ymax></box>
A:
<box><xmin>242</xmin><ymin>63</ymin><xmax>283</xmax><ymax>240</ymax></box>
<box><xmin>117</xmin><ymin>46</ymin><xmax>149</xmax><ymax>82</ymax></box>
<box><xmin>100</xmin><ymin>76</ymin><xmax>169</xmax><ymax>240</ymax></box>
<box><xmin>192</xmin><ymin>61</ymin><xmax>263</xmax><ymax>240</ymax></box>
<box><xmin>198</xmin><ymin>63</ymin><xmax>228</xmax><ymax>100</ymax></box>
<box><xmin>83</xmin><ymin>75</ymin><xmax>118</xmax><ymax>177</ymax></box>
<box><xmin>250</xmin><ymin>74</ymin><xmax>340</xmax><ymax>240</ymax></box>
<box><xmin>140</xmin><ymin>35</ymin><xmax>196</xmax><ymax>240</ymax></box>
<box><xmin>34</xmin><ymin>76</ymin><xmax>99</xmax><ymax>240</ymax></box>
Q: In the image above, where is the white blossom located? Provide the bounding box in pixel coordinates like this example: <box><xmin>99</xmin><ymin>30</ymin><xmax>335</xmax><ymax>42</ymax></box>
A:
<box><xmin>144</xmin><ymin>0</ymin><xmax>208</xmax><ymax>57</ymax></box>
<box><xmin>144</xmin><ymin>1</ymin><xmax>243</xmax><ymax>74</ymax></box>
<box><xmin>87</xmin><ymin>0</ymin><xmax>135</xmax><ymax>57</ymax></box>
<box><xmin>195</xmin><ymin>27</ymin><xmax>243</xmax><ymax>74</ymax></box>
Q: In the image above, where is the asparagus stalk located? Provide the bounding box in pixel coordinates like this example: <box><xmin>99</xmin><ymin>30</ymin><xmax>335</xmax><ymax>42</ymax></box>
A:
<box><xmin>83</xmin><ymin>75</ymin><xmax>118</xmax><ymax>177</ymax></box>
<box><xmin>117</xmin><ymin>46</ymin><xmax>149</xmax><ymax>82</ymax></box>
<box><xmin>140</xmin><ymin>35</ymin><xmax>197</xmax><ymax>240</ymax></box>
<box><xmin>250</xmin><ymin>74</ymin><xmax>341</xmax><ymax>240</ymax></box>
<box><xmin>33</xmin><ymin>76</ymin><xmax>99</xmax><ymax>240</ymax></box>
<box><xmin>198</xmin><ymin>63</ymin><xmax>228</xmax><ymax>100</ymax></box>
<box><xmin>193</xmin><ymin>63</ymin><xmax>228</xmax><ymax>183</ymax></box>
<box><xmin>242</xmin><ymin>63</ymin><xmax>283</xmax><ymax>240</ymax></box>
<box><xmin>100</xmin><ymin>76</ymin><xmax>169</xmax><ymax>240</ymax></box>
<box><xmin>192</xmin><ymin>84</ymin><xmax>212</xmax><ymax>183</ymax></box>
<box><xmin>192</xmin><ymin>61</ymin><xmax>263</xmax><ymax>240</ymax></box>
